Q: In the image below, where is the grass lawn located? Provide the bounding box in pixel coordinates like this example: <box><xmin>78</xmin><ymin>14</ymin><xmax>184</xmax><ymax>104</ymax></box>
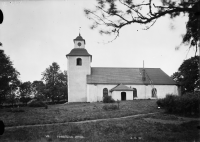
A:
<box><xmin>0</xmin><ymin>100</ymin><xmax>200</xmax><ymax>142</ymax></box>
<box><xmin>1</xmin><ymin>115</ymin><xmax>199</xmax><ymax>141</ymax></box>
<box><xmin>0</xmin><ymin>100</ymin><xmax>162</xmax><ymax>127</ymax></box>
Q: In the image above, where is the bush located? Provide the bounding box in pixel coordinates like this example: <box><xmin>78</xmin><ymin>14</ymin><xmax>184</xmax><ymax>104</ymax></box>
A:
<box><xmin>157</xmin><ymin>94</ymin><xmax>178</xmax><ymax>111</ymax></box>
<box><xmin>156</xmin><ymin>99</ymin><xmax>164</xmax><ymax>107</ymax></box>
<box><xmin>103</xmin><ymin>104</ymin><xmax>118</xmax><ymax>111</ymax></box>
<box><xmin>103</xmin><ymin>96</ymin><xmax>115</xmax><ymax>103</ymax></box>
<box><xmin>28</xmin><ymin>100</ymin><xmax>46</xmax><ymax>107</ymax></box>
<box><xmin>20</xmin><ymin>97</ymin><xmax>32</xmax><ymax>105</ymax></box>
<box><xmin>46</xmin><ymin>100</ymin><xmax>67</xmax><ymax>105</ymax></box>
<box><xmin>156</xmin><ymin>93</ymin><xmax>200</xmax><ymax>116</ymax></box>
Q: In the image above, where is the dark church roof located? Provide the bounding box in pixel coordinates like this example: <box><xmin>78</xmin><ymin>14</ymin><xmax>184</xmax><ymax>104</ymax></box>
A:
<box><xmin>66</xmin><ymin>48</ymin><xmax>92</xmax><ymax>58</ymax></box>
<box><xmin>73</xmin><ymin>34</ymin><xmax>86</xmax><ymax>44</ymax></box>
<box><xmin>110</xmin><ymin>84</ymin><xmax>134</xmax><ymax>92</ymax></box>
<box><xmin>87</xmin><ymin>67</ymin><xmax>177</xmax><ymax>85</ymax></box>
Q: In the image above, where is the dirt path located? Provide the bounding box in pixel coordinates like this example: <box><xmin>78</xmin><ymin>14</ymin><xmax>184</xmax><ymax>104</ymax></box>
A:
<box><xmin>144</xmin><ymin>116</ymin><xmax>200</xmax><ymax>125</ymax></box>
<box><xmin>5</xmin><ymin>112</ymin><xmax>200</xmax><ymax>130</ymax></box>
<box><xmin>5</xmin><ymin>112</ymin><xmax>159</xmax><ymax>130</ymax></box>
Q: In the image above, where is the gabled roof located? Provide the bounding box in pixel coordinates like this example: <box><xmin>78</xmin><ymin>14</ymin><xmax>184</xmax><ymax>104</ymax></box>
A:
<box><xmin>87</xmin><ymin>67</ymin><xmax>177</xmax><ymax>85</ymax></box>
<box><xmin>110</xmin><ymin>84</ymin><xmax>134</xmax><ymax>92</ymax></box>
<box><xmin>87</xmin><ymin>67</ymin><xmax>142</xmax><ymax>84</ymax></box>
<box><xmin>140</xmin><ymin>68</ymin><xmax>177</xmax><ymax>85</ymax></box>
<box><xmin>66</xmin><ymin>48</ymin><xmax>92</xmax><ymax>59</ymax></box>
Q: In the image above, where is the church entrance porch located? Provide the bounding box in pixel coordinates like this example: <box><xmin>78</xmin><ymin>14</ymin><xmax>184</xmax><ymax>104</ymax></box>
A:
<box><xmin>121</xmin><ymin>92</ymin><xmax>126</xmax><ymax>100</ymax></box>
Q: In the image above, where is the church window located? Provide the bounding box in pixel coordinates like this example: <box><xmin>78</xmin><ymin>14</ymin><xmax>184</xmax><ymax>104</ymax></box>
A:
<box><xmin>133</xmin><ymin>88</ymin><xmax>137</xmax><ymax>98</ymax></box>
<box><xmin>103</xmin><ymin>88</ymin><xmax>108</xmax><ymax>97</ymax></box>
<box><xmin>77</xmin><ymin>58</ymin><xmax>82</xmax><ymax>66</ymax></box>
<box><xmin>152</xmin><ymin>88</ymin><xmax>157</xmax><ymax>98</ymax></box>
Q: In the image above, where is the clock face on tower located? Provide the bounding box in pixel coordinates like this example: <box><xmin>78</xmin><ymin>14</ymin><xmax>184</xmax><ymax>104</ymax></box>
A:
<box><xmin>78</xmin><ymin>42</ymin><xmax>82</xmax><ymax>47</ymax></box>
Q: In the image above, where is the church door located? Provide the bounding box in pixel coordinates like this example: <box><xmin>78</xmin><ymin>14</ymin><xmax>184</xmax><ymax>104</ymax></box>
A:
<box><xmin>121</xmin><ymin>92</ymin><xmax>126</xmax><ymax>101</ymax></box>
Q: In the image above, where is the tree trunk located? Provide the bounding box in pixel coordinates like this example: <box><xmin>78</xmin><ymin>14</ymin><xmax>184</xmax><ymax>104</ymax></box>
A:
<box><xmin>198</xmin><ymin>3</ymin><xmax>200</xmax><ymax>92</ymax></box>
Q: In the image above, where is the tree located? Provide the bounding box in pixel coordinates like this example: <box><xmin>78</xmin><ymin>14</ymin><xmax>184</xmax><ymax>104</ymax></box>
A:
<box><xmin>84</xmin><ymin>0</ymin><xmax>200</xmax><ymax>51</ymax></box>
<box><xmin>0</xmin><ymin>9</ymin><xmax>3</xmax><ymax>46</ymax></box>
<box><xmin>6</xmin><ymin>83</ymin><xmax>17</xmax><ymax>106</ymax></box>
<box><xmin>19</xmin><ymin>81</ymin><xmax>32</xmax><ymax>104</ymax></box>
<box><xmin>42</xmin><ymin>62</ymin><xmax>67</xmax><ymax>103</ymax></box>
<box><xmin>172</xmin><ymin>56</ymin><xmax>199</xmax><ymax>94</ymax></box>
<box><xmin>0</xmin><ymin>50</ymin><xmax>20</xmax><ymax>105</ymax></box>
<box><xmin>55</xmin><ymin>71</ymin><xmax>68</xmax><ymax>102</ymax></box>
<box><xmin>31</xmin><ymin>80</ymin><xmax>46</xmax><ymax>101</ymax></box>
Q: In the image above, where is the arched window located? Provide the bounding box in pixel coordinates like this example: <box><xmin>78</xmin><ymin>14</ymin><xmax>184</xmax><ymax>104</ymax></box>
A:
<box><xmin>77</xmin><ymin>58</ymin><xmax>82</xmax><ymax>66</ymax></box>
<box><xmin>133</xmin><ymin>88</ymin><xmax>137</xmax><ymax>98</ymax></box>
<box><xmin>152</xmin><ymin>88</ymin><xmax>157</xmax><ymax>98</ymax></box>
<box><xmin>103</xmin><ymin>88</ymin><xmax>108</xmax><ymax>97</ymax></box>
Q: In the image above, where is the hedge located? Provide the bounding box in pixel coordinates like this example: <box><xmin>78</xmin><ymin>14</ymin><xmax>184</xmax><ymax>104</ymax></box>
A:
<box><xmin>157</xmin><ymin>92</ymin><xmax>200</xmax><ymax>116</ymax></box>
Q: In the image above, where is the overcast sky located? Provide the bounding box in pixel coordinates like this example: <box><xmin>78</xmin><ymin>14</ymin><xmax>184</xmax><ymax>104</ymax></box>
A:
<box><xmin>0</xmin><ymin>0</ymin><xmax>196</xmax><ymax>82</ymax></box>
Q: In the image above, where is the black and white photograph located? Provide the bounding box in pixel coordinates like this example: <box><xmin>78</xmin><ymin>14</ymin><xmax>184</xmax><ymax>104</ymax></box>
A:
<box><xmin>0</xmin><ymin>0</ymin><xmax>199</xmax><ymax>141</ymax></box>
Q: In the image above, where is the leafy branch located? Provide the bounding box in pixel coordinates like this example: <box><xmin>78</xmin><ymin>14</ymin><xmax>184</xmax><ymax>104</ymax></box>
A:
<box><xmin>84</xmin><ymin>0</ymin><xmax>200</xmax><ymax>50</ymax></box>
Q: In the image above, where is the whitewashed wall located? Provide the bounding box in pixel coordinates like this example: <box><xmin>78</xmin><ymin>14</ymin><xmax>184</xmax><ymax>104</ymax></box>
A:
<box><xmin>87</xmin><ymin>84</ymin><xmax>116</xmax><ymax>102</ymax></box>
<box><xmin>153</xmin><ymin>85</ymin><xmax>178</xmax><ymax>98</ymax></box>
<box><xmin>128</xmin><ymin>85</ymin><xmax>178</xmax><ymax>99</ymax></box>
<box><xmin>67</xmin><ymin>56</ymin><xmax>91</xmax><ymax>102</ymax></box>
<box><xmin>87</xmin><ymin>84</ymin><xmax>178</xmax><ymax>102</ymax></box>
<box><xmin>112</xmin><ymin>91</ymin><xmax>133</xmax><ymax>101</ymax></box>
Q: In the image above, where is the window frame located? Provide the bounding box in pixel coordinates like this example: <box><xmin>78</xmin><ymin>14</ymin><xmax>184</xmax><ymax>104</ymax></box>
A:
<box><xmin>133</xmin><ymin>88</ymin><xmax>137</xmax><ymax>98</ymax></box>
<box><xmin>152</xmin><ymin>88</ymin><xmax>157</xmax><ymax>98</ymax></box>
<box><xmin>76</xmin><ymin>58</ymin><xmax>82</xmax><ymax>66</ymax></box>
<box><xmin>103</xmin><ymin>88</ymin><xmax>108</xmax><ymax>98</ymax></box>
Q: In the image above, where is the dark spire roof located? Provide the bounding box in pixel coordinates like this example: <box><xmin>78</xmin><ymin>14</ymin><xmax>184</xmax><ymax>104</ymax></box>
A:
<box><xmin>66</xmin><ymin>48</ymin><xmax>92</xmax><ymax>61</ymax></box>
<box><xmin>73</xmin><ymin>33</ymin><xmax>86</xmax><ymax>44</ymax></box>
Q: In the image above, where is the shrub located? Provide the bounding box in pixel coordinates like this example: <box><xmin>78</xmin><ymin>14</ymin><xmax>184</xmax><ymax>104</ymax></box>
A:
<box><xmin>103</xmin><ymin>104</ymin><xmax>118</xmax><ymax>111</ymax></box>
<box><xmin>156</xmin><ymin>93</ymin><xmax>200</xmax><ymax>116</ymax></box>
<box><xmin>156</xmin><ymin>99</ymin><xmax>164</xmax><ymax>107</ymax></box>
<box><xmin>103</xmin><ymin>96</ymin><xmax>115</xmax><ymax>103</ymax></box>
<box><xmin>28</xmin><ymin>100</ymin><xmax>46</xmax><ymax>107</ymax></box>
<box><xmin>20</xmin><ymin>97</ymin><xmax>32</xmax><ymax>105</ymax></box>
<box><xmin>46</xmin><ymin>100</ymin><xmax>67</xmax><ymax>105</ymax></box>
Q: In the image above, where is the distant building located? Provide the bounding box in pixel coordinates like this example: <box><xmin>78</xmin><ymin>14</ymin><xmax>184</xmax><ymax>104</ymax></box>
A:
<box><xmin>66</xmin><ymin>34</ymin><xmax>178</xmax><ymax>102</ymax></box>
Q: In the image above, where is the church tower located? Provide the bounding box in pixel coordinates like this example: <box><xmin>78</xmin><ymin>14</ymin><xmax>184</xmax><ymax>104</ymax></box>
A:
<box><xmin>66</xmin><ymin>34</ymin><xmax>92</xmax><ymax>102</ymax></box>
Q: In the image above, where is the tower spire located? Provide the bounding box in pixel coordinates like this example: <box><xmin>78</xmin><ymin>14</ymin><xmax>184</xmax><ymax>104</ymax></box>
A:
<box><xmin>79</xmin><ymin>27</ymin><xmax>81</xmax><ymax>36</ymax></box>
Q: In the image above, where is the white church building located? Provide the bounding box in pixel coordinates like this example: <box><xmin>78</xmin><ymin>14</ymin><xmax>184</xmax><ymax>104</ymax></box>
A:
<box><xmin>66</xmin><ymin>34</ymin><xmax>179</xmax><ymax>102</ymax></box>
